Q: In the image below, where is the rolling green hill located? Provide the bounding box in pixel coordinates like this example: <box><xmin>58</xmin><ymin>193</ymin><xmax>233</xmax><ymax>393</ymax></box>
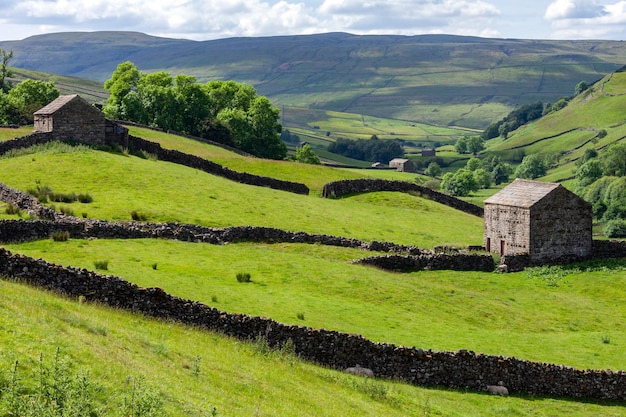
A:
<box><xmin>0</xmin><ymin>126</ymin><xmax>625</xmax><ymax>415</ymax></box>
<box><xmin>3</xmin><ymin>31</ymin><xmax>626</xmax><ymax>133</ymax></box>
<box><xmin>487</xmin><ymin>70</ymin><xmax>626</xmax><ymax>182</ymax></box>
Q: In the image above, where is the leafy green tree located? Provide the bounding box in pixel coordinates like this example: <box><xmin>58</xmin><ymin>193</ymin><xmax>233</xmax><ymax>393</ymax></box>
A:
<box><xmin>454</xmin><ymin>137</ymin><xmax>468</xmax><ymax>154</ymax></box>
<box><xmin>294</xmin><ymin>144</ymin><xmax>321</xmax><ymax>164</ymax></box>
<box><xmin>466</xmin><ymin>136</ymin><xmax>485</xmax><ymax>155</ymax></box>
<box><xmin>473</xmin><ymin>168</ymin><xmax>491</xmax><ymax>189</ymax></box>
<box><xmin>425</xmin><ymin>161</ymin><xmax>441</xmax><ymax>177</ymax></box>
<box><xmin>600</xmin><ymin>143</ymin><xmax>626</xmax><ymax>177</ymax></box>
<box><xmin>575</xmin><ymin>81</ymin><xmax>589</xmax><ymax>96</ymax></box>
<box><xmin>515</xmin><ymin>154</ymin><xmax>546</xmax><ymax>179</ymax></box>
<box><xmin>465</xmin><ymin>157</ymin><xmax>481</xmax><ymax>171</ymax></box>
<box><xmin>576</xmin><ymin>158</ymin><xmax>603</xmax><ymax>189</ymax></box>
<box><xmin>7</xmin><ymin>79</ymin><xmax>59</xmax><ymax>124</ymax></box>
<box><xmin>103</xmin><ymin>61</ymin><xmax>142</xmax><ymax>119</ymax></box>
<box><xmin>0</xmin><ymin>48</ymin><xmax>13</xmax><ymax>93</ymax></box>
<box><xmin>604</xmin><ymin>219</ymin><xmax>626</xmax><ymax>238</ymax></box>
<box><xmin>441</xmin><ymin>169</ymin><xmax>478</xmax><ymax>196</ymax></box>
<box><xmin>491</xmin><ymin>162</ymin><xmax>512</xmax><ymax>185</ymax></box>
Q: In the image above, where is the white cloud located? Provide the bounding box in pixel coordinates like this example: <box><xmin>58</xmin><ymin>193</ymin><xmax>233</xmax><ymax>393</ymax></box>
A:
<box><xmin>545</xmin><ymin>0</ymin><xmax>626</xmax><ymax>39</ymax></box>
<box><xmin>545</xmin><ymin>0</ymin><xmax>605</xmax><ymax>20</ymax></box>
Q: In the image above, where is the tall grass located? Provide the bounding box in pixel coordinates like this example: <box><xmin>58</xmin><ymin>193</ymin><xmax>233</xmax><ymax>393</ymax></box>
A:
<box><xmin>0</xmin><ymin>279</ymin><xmax>622</xmax><ymax>417</ymax></box>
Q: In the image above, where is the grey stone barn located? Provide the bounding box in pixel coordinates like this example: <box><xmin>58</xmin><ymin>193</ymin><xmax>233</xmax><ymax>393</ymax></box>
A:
<box><xmin>389</xmin><ymin>158</ymin><xmax>414</xmax><ymax>172</ymax></box>
<box><xmin>33</xmin><ymin>94</ymin><xmax>128</xmax><ymax>147</ymax></box>
<box><xmin>34</xmin><ymin>94</ymin><xmax>106</xmax><ymax>145</ymax></box>
<box><xmin>483</xmin><ymin>179</ymin><xmax>592</xmax><ymax>262</ymax></box>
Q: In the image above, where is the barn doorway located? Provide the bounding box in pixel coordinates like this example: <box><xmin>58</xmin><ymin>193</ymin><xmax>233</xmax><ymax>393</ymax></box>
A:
<box><xmin>486</xmin><ymin>238</ymin><xmax>491</xmax><ymax>252</ymax></box>
<box><xmin>500</xmin><ymin>240</ymin><xmax>506</xmax><ymax>255</ymax></box>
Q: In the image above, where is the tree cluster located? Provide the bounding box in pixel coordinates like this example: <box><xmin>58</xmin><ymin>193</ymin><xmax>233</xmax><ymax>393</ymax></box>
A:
<box><xmin>440</xmin><ymin>155</ymin><xmax>511</xmax><ymax>196</ymax></box>
<box><xmin>482</xmin><ymin>102</ymin><xmax>544</xmax><ymax>140</ymax></box>
<box><xmin>575</xmin><ymin>144</ymin><xmax>626</xmax><ymax>230</ymax></box>
<box><xmin>327</xmin><ymin>136</ymin><xmax>403</xmax><ymax>162</ymax></box>
<box><xmin>454</xmin><ymin>136</ymin><xmax>485</xmax><ymax>155</ymax></box>
<box><xmin>0</xmin><ymin>49</ymin><xmax>61</xmax><ymax>125</ymax></box>
<box><xmin>103</xmin><ymin>61</ymin><xmax>286</xmax><ymax>159</ymax></box>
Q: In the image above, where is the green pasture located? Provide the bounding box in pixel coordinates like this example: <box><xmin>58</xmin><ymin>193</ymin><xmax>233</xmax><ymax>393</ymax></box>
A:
<box><xmin>2</xmin><ymin>280</ymin><xmax>623</xmax><ymax>417</ymax></box>
<box><xmin>0</xmin><ymin>142</ymin><xmax>482</xmax><ymax>248</ymax></box>
<box><xmin>5</xmin><ymin>237</ymin><xmax>626</xmax><ymax>376</ymax></box>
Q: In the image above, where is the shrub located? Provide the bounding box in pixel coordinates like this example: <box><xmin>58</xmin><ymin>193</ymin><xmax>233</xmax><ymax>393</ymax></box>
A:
<box><xmin>59</xmin><ymin>205</ymin><xmax>75</xmax><ymax>217</ymax></box>
<box><xmin>604</xmin><ymin>219</ymin><xmax>626</xmax><ymax>238</ymax></box>
<box><xmin>94</xmin><ymin>260</ymin><xmax>109</xmax><ymax>271</ymax></box>
<box><xmin>51</xmin><ymin>231</ymin><xmax>70</xmax><ymax>242</ymax></box>
<box><xmin>236</xmin><ymin>272</ymin><xmax>252</xmax><ymax>283</ymax></box>
<box><xmin>4</xmin><ymin>203</ymin><xmax>21</xmax><ymax>216</ymax></box>
<box><xmin>78</xmin><ymin>193</ymin><xmax>93</xmax><ymax>203</ymax></box>
<box><xmin>131</xmin><ymin>210</ymin><xmax>148</xmax><ymax>221</ymax></box>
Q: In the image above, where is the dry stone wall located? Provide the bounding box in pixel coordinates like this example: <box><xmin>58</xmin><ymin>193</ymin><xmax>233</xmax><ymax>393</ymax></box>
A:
<box><xmin>125</xmin><ymin>135</ymin><xmax>310</xmax><ymax>195</ymax></box>
<box><xmin>355</xmin><ymin>253</ymin><xmax>495</xmax><ymax>272</ymax></box>
<box><xmin>0</xmin><ymin>246</ymin><xmax>624</xmax><ymax>401</ymax></box>
<box><xmin>322</xmin><ymin>179</ymin><xmax>484</xmax><ymax>217</ymax></box>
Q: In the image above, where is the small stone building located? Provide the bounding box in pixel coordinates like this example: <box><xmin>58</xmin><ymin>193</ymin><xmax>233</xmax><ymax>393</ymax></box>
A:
<box><xmin>483</xmin><ymin>179</ymin><xmax>592</xmax><ymax>262</ymax></box>
<box><xmin>389</xmin><ymin>158</ymin><xmax>414</xmax><ymax>172</ymax></box>
<box><xmin>33</xmin><ymin>94</ymin><xmax>127</xmax><ymax>146</ymax></box>
<box><xmin>421</xmin><ymin>148</ymin><xmax>436</xmax><ymax>157</ymax></box>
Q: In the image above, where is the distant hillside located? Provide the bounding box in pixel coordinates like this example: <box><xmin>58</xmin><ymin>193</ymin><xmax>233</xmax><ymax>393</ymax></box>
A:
<box><xmin>2</xmin><ymin>31</ymin><xmax>626</xmax><ymax>131</ymax></box>
<box><xmin>486</xmin><ymin>70</ymin><xmax>626</xmax><ymax>182</ymax></box>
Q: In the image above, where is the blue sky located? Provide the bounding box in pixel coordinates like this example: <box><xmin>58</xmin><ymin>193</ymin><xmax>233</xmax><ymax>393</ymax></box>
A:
<box><xmin>1</xmin><ymin>0</ymin><xmax>626</xmax><ymax>41</ymax></box>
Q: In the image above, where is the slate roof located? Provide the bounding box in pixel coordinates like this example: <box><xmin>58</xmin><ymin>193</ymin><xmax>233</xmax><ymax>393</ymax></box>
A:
<box><xmin>484</xmin><ymin>178</ymin><xmax>561</xmax><ymax>208</ymax></box>
<box><xmin>33</xmin><ymin>94</ymin><xmax>80</xmax><ymax>115</ymax></box>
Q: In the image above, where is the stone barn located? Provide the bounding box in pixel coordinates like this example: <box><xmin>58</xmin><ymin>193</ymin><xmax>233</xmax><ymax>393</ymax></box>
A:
<box><xmin>389</xmin><ymin>158</ymin><xmax>414</xmax><ymax>172</ymax></box>
<box><xmin>483</xmin><ymin>179</ymin><xmax>592</xmax><ymax>262</ymax></box>
<box><xmin>33</xmin><ymin>94</ymin><xmax>128</xmax><ymax>147</ymax></box>
<box><xmin>34</xmin><ymin>94</ymin><xmax>106</xmax><ymax>145</ymax></box>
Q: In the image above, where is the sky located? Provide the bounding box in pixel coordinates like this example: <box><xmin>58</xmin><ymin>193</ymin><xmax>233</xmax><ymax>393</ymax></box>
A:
<box><xmin>1</xmin><ymin>0</ymin><xmax>626</xmax><ymax>42</ymax></box>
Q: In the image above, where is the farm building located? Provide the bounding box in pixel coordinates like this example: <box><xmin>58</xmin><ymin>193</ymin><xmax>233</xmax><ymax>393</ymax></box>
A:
<box><xmin>389</xmin><ymin>158</ymin><xmax>414</xmax><ymax>172</ymax></box>
<box><xmin>34</xmin><ymin>94</ymin><xmax>127</xmax><ymax>146</ymax></box>
<box><xmin>483</xmin><ymin>179</ymin><xmax>592</xmax><ymax>262</ymax></box>
<box><xmin>421</xmin><ymin>148</ymin><xmax>436</xmax><ymax>157</ymax></box>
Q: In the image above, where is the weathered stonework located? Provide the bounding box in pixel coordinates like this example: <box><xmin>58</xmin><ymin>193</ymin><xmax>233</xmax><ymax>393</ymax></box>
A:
<box><xmin>484</xmin><ymin>179</ymin><xmax>592</xmax><ymax>263</ymax></box>
<box><xmin>34</xmin><ymin>95</ymin><xmax>107</xmax><ymax>145</ymax></box>
<box><xmin>321</xmin><ymin>179</ymin><xmax>484</xmax><ymax>217</ymax></box>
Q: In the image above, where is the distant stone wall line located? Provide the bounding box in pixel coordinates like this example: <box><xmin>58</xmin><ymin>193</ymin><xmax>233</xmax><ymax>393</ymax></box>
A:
<box><xmin>125</xmin><ymin>135</ymin><xmax>309</xmax><ymax>195</ymax></box>
<box><xmin>321</xmin><ymin>179</ymin><xmax>484</xmax><ymax>217</ymax></box>
<box><xmin>0</xmin><ymin>247</ymin><xmax>623</xmax><ymax>401</ymax></box>
<box><xmin>3</xmin><ymin>129</ymin><xmax>309</xmax><ymax>196</ymax></box>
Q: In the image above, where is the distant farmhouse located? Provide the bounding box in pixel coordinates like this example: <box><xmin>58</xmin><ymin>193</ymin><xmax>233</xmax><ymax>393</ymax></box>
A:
<box><xmin>389</xmin><ymin>158</ymin><xmax>414</xmax><ymax>172</ymax></box>
<box><xmin>34</xmin><ymin>94</ymin><xmax>127</xmax><ymax>146</ymax></box>
<box><xmin>421</xmin><ymin>148</ymin><xmax>436</xmax><ymax>157</ymax></box>
<box><xmin>483</xmin><ymin>179</ymin><xmax>592</xmax><ymax>262</ymax></box>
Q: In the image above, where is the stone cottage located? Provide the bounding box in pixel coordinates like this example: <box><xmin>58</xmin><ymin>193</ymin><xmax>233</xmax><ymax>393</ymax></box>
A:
<box><xmin>33</xmin><ymin>94</ymin><xmax>128</xmax><ymax>147</ymax></box>
<box><xmin>389</xmin><ymin>158</ymin><xmax>414</xmax><ymax>172</ymax></box>
<box><xmin>483</xmin><ymin>178</ymin><xmax>592</xmax><ymax>262</ymax></box>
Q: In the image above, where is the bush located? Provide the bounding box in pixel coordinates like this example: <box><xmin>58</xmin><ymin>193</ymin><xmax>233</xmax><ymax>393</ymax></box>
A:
<box><xmin>59</xmin><ymin>205</ymin><xmax>75</xmax><ymax>217</ymax></box>
<box><xmin>51</xmin><ymin>231</ymin><xmax>70</xmax><ymax>242</ymax></box>
<box><xmin>94</xmin><ymin>260</ymin><xmax>109</xmax><ymax>271</ymax></box>
<box><xmin>78</xmin><ymin>193</ymin><xmax>93</xmax><ymax>203</ymax></box>
<box><xmin>4</xmin><ymin>203</ymin><xmax>21</xmax><ymax>216</ymax></box>
<box><xmin>236</xmin><ymin>272</ymin><xmax>252</xmax><ymax>283</ymax></box>
<box><xmin>604</xmin><ymin>219</ymin><xmax>626</xmax><ymax>238</ymax></box>
<box><xmin>131</xmin><ymin>210</ymin><xmax>148</xmax><ymax>221</ymax></box>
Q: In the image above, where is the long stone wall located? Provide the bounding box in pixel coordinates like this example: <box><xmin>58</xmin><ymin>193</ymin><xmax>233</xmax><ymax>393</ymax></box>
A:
<box><xmin>321</xmin><ymin>179</ymin><xmax>484</xmax><ymax>217</ymax></box>
<box><xmin>125</xmin><ymin>135</ymin><xmax>310</xmax><ymax>195</ymax></box>
<box><xmin>354</xmin><ymin>253</ymin><xmax>495</xmax><ymax>272</ymax></box>
<box><xmin>3</xmin><ymin>129</ymin><xmax>309</xmax><ymax>196</ymax></box>
<box><xmin>0</xmin><ymin>247</ymin><xmax>623</xmax><ymax>401</ymax></box>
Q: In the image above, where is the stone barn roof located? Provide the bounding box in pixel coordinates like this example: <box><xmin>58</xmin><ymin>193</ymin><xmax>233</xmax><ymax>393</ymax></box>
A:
<box><xmin>484</xmin><ymin>179</ymin><xmax>561</xmax><ymax>208</ymax></box>
<box><xmin>34</xmin><ymin>94</ymin><xmax>85</xmax><ymax>115</ymax></box>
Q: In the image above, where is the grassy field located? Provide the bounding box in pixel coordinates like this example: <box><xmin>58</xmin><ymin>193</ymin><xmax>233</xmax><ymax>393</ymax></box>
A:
<box><xmin>0</xmin><ymin>128</ymin><xmax>625</xmax><ymax>415</ymax></box>
<box><xmin>3</xmin><ymin>280</ymin><xmax>624</xmax><ymax>417</ymax></box>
